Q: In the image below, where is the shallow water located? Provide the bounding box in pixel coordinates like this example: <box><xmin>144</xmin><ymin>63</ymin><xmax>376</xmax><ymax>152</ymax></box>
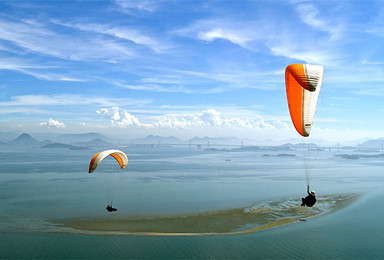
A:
<box><xmin>1</xmin><ymin>193</ymin><xmax>384</xmax><ymax>259</ymax></box>
<box><xmin>1</xmin><ymin>146</ymin><xmax>384</xmax><ymax>258</ymax></box>
<box><xmin>56</xmin><ymin>194</ymin><xmax>356</xmax><ymax>234</ymax></box>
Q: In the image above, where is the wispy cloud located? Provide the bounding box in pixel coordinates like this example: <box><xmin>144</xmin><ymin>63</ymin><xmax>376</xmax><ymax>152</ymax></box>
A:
<box><xmin>114</xmin><ymin>0</ymin><xmax>166</xmax><ymax>12</ymax></box>
<box><xmin>175</xmin><ymin>19</ymin><xmax>265</xmax><ymax>51</ymax></box>
<box><xmin>175</xmin><ymin>13</ymin><xmax>340</xmax><ymax>66</ymax></box>
<box><xmin>197</xmin><ymin>27</ymin><xmax>254</xmax><ymax>49</ymax></box>
<box><xmin>111</xmin><ymin>67</ymin><xmax>283</xmax><ymax>94</ymax></box>
<box><xmin>0</xmin><ymin>94</ymin><xmax>152</xmax><ymax>107</ymax></box>
<box><xmin>351</xmin><ymin>87</ymin><xmax>384</xmax><ymax>97</ymax></box>
<box><xmin>51</xmin><ymin>20</ymin><xmax>170</xmax><ymax>53</ymax></box>
<box><xmin>114</xmin><ymin>82</ymin><xmax>193</xmax><ymax>93</ymax></box>
<box><xmin>295</xmin><ymin>3</ymin><xmax>343</xmax><ymax>40</ymax></box>
<box><xmin>0</xmin><ymin>58</ymin><xmax>86</xmax><ymax>81</ymax></box>
<box><xmin>0</xmin><ymin>18</ymin><xmax>135</xmax><ymax>62</ymax></box>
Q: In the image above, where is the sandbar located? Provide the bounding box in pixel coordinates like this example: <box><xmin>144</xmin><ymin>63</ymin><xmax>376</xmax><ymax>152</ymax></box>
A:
<box><xmin>53</xmin><ymin>194</ymin><xmax>358</xmax><ymax>236</ymax></box>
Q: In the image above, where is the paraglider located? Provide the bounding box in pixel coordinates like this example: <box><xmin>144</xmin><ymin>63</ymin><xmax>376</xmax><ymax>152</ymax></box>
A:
<box><xmin>285</xmin><ymin>64</ymin><xmax>324</xmax><ymax>137</ymax></box>
<box><xmin>89</xmin><ymin>149</ymin><xmax>128</xmax><ymax>212</ymax></box>
<box><xmin>106</xmin><ymin>203</ymin><xmax>117</xmax><ymax>212</ymax></box>
<box><xmin>285</xmin><ymin>64</ymin><xmax>324</xmax><ymax>207</ymax></box>
<box><xmin>301</xmin><ymin>186</ymin><xmax>317</xmax><ymax>207</ymax></box>
<box><xmin>89</xmin><ymin>149</ymin><xmax>128</xmax><ymax>173</ymax></box>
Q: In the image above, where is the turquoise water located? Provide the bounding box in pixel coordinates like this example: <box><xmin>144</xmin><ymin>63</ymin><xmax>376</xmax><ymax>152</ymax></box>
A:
<box><xmin>1</xmin><ymin>146</ymin><xmax>384</xmax><ymax>258</ymax></box>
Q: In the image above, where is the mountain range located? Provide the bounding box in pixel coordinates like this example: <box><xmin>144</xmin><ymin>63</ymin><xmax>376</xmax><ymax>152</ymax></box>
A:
<box><xmin>1</xmin><ymin>132</ymin><xmax>384</xmax><ymax>150</ymax></box>
<box><xmin>0</xmin><ymin>133</ymin><xmax>111</xmax><ymax>149</ymax></box>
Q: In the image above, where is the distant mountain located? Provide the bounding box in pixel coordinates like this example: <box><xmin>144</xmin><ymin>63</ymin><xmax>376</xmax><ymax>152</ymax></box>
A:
<box><xmin>189</xmin><ymin>136</ymin><xmax>243</xmax><ymax>145</ymax></box>
<box><xmin>41</xmin><ymin>142</ymin><xmax>90</xmax><ymax>150</ymax></box>
<box><xmin>73</xmin><ymin>138</ymin><xmax>112</xmax><ymax>147</ymax></box>
<box><xmin>0</xmin><ymin>132</ymin><xmax>21</xmax><ymax>142</ymax></box>
<box><xmin>8</xmin><ymin>133</ymin><xmax>41</xmax><ymax>147</ymax></box>
<box><xmin>40</xmin><ymin>139</ymin><xmax>54</xmax><ymax>146</ymax></box>
<box><xmin>340</xmin><ymin>138</ymin><xmax>371</xmax><ymax>147</ymax></box>
<box><xmin>132</xmin><ymin>135</ymin><xmax>183</xmax><ymax>145</ymax></box>
<box><xmin>358</xmin><ymin>138</ymin><xmax>384</xmax><ymax>149</ymax></box>
<box><xmin>53</xmin><ymin>132</ymin><xmax>110</xmax><ymax>144</ymax></box>
<box><xmin>41</xmin><ymin>143</ymin><xmax>75</xmax><ymax>149</ymax></box>
<box><xmin>280</xmin><ymin>143</ymin><xmax>318</xmax><ymax>149</ymax></box>
<box><xmin>232</xmin><ymin>146</ymin><xmax>263</xmax><ymax>152</ymax></box>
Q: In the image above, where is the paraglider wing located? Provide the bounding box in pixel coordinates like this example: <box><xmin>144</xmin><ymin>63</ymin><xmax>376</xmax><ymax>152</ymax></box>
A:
<box><xmin>285</xmin><ymin>64</ymin><xmax>324</xmax><ymax>137</ymax></box>
<box><xmin>89</xmin><ymin>149</ymin><xmax>128</xmax><ymax>173</ymax></box>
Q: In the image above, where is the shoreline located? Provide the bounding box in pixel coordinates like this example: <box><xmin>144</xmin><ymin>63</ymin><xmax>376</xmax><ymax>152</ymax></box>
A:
<box><xmin>52</xmin><ymin>194</ymin><xmax>359</xmax><ymax>237</ymax></box>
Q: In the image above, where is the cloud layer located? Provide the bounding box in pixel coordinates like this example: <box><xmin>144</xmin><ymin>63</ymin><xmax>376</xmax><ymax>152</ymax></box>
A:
<box><xmin>97</xmin><ymin>106</ymin><xmax>289</xmax><ymax>131</ymax></box>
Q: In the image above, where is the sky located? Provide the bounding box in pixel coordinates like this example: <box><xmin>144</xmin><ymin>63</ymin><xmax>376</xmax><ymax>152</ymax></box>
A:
<box><xmin>1</xmin><ymin>0</ymin><xmax>384</xmax><ymax>143</ymax></box>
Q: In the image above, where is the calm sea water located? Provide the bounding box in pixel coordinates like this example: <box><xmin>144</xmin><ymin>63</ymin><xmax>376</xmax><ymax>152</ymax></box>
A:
<box><xmin>1</xmin><ymin>146</ymin><xmax>384</xmax><ymax>258</ymax></box>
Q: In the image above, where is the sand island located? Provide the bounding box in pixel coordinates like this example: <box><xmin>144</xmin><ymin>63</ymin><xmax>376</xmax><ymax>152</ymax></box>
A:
<box><xmin>52</xmin><ymin>194</ymin><xmax>358</xmax><ymax>236</ymax></box>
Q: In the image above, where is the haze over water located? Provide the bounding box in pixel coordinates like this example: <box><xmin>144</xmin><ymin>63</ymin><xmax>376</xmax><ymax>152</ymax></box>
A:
<box><xmin>1</xmin><ymin>143</ymin><xmax>384</xmax><ymax>259</ymax></box>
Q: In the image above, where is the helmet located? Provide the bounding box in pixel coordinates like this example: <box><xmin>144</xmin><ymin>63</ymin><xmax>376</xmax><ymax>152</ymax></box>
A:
<box><xmin>310</xmin><ymin>190</ymin><xmax>316</xmax><ymax>196</ymax></box>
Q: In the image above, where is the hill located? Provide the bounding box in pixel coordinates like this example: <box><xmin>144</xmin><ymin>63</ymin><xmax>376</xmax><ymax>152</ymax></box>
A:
<box><xmin>53</xmin><ymin>132</ymin><xmax>110</xmax><ymax>144</ymax></box>
<box><xmin>132</xmin><ymin>135</ymin><xmax>183</xmax><ymax>145</ymax></box>
<box><xmin>8</xmin><ymin>133</ymin><xmax>42</xmax><ymax>147</ymax></box>
<box><xmin>41</xmin><ymin>143</ymin><xmax>75</xmax><ymax>149</ymax></box>
<box><xmin>73</xmin><ymin>138</ymin><xmax>111</xmax><ymax>147</ymax></box>
<box><xmin>358</xmin><ymin>138</ymin><xmax>384</xmax><ymax>149</ymax></box>
<box><xmin>189</xmin><ymin>136</ymin><xmax>242</xmax><ymax>145</ymax></box>
<box><xmin>40</xmin><ymin>142</ymin><xmax>90</xmax><ymax>150</ymax></box>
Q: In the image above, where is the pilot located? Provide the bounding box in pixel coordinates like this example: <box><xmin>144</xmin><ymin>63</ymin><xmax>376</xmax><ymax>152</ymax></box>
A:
<box><xmin>301</xmin><ymin>186</ymin><xmax>316</xmax><ymax>207</ymax></box>
<box><xmin>106</xmin><ymin>203</ymin><xmax>117</xmax><ymax>212</ymax></box>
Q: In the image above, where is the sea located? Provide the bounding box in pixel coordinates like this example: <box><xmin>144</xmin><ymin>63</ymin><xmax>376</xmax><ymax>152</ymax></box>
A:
<box><xmin>1</xmin><ymin>145</ymin><xmax>384</xmax><ymax>259</ymax></box>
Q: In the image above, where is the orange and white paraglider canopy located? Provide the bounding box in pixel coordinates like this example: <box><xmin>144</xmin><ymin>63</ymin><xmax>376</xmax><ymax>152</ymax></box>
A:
<box><xmin>89</xmin><ymin>149</ymin><xmax>128</xmax><ymax>173</ymax></box>
<box><xmin>285</xmin><ymin>64</ymin><xmax>324</xmax><ymax>137</ymax></box>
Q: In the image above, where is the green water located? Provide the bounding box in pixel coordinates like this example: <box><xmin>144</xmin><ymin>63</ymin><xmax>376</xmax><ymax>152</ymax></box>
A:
<box><xmin>1</xmin><ymin>146</ymin><xmax>384</xmax><ymax>258</ymax></box>
<box><xmin>1</xmin><ymin>194</ymin><xmax>384</xmax><ymax>259</ymax></box>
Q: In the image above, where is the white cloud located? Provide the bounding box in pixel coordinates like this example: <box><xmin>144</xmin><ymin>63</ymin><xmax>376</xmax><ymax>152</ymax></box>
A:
<box><xmin>198</xmin><ymin>28</ymin><xmax>253</xmax><ymax>48</ymax></box>
<box><xmin>176</xmin><ymin>19</ymin><xmax>262</xmax><ymax>51</ymax></box>
<box><xmin>97</xmin><ymin>106</ymin><xmax>143</xmax><ymax>127</ymax></box>
<box><xmin>273</xmin><ymin>120</ymin><xmax>290</xmax><ymax>130</ymax></box>
<box><xmin>97</xmin><ymin>106</ymin><xmax>279</xmax><ymax>130</ymax></box>
<box><xmin>40</xmin><ymin>118</ymin><xmax>66</xmax><ymax>128</ymax></box>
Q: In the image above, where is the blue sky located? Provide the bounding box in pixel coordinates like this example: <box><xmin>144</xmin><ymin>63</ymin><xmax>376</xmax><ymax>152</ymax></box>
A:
<box><xmin>1</xmin><ymin>0</ymin><xmax>384</xmax><ymax>142</ymax></box>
